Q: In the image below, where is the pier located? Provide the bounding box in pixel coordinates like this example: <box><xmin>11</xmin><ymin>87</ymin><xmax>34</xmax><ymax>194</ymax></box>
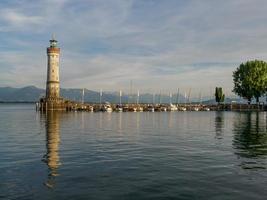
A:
<box><xmin>36</xmin><ymin>101</ymin><xmax>266</xmax><ymax>112</ymax></box>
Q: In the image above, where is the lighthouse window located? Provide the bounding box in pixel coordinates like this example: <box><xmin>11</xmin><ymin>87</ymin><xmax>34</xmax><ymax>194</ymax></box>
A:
<box><xmin>52</xmin><ymin>70</ymin><xmax>54</xmax><ymax>73</ymax></box>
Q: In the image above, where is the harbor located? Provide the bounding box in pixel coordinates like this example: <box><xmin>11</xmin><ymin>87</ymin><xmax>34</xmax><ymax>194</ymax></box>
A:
<box><xmin>2</xmin><ymin>1</ymin><xmax>267</xmax><ymax>199</ymax></box>
<box><xmin>36</xmin><ymin>101</ymin><xmax>266</xmax><ymax>112</ymax></box>
<box><xmin>37</xmin><ymin>37</ymin><xmax>267</xmax><ymax>113</ymax></box>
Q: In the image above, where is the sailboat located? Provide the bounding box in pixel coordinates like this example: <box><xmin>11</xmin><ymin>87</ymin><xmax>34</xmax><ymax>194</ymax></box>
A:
<box><xmin>81</xmin><ymin>88</ymin><xmax>85</xmax><ymax>104</ymax></box>
<box><xmin>167</xmin><ymin>92</ymin><xmax>178</xmax><ymax>111</ymax></box>
<box><xmin>193</xmin><ymin>107</ymin><xmax>199</xmax><ymax>111</ymax></box>
<box><xmin>204</xmin><ymin>107</ymin><xmax>210</xmax><ymax>111</ymax></box>
<box><xmin>160</xmin><ymin>106</ymin><xmax>167</xmax><ymax>112</ymax></box>
<box><xmin>179</xmin><ymin>92</ymin><xmax>187</xmax><ymax>111</ymax></box>
<box><xmin>99</xmin><ymin>89</ymin><xmax>102</xmax><ymax>111</ymax></box>
<box><xmin>115</xmin><ymin>90</ymin><xmax>123</xmax><ymax>112</ymax></box>
<box><xmin>115</xmin><ymin>105</ymin><xmax>123</xmax><ymax>112</ymax></box>
<box><xmin>193</xmin><ymin>91</ymin><xmax>201</xmax><ymax>111</ymax></box>
<box><xmin>103</xmin><ymin>102</ymin><xmax>113</xmax><ymax>112</ymax></box>
<box><xmin>168</xmin><ymin>103</ymin><xmax>178</xmax><ymax>111</ymax></box>
<box><xmin>130</xmin><ymin>90</ymin><xmax>139</xmax><ymax>112</ymax></box>
<box><xmin>147</xmin><ymin>105</ymin><xmax>155</xmax><ymax>112</ymax></box>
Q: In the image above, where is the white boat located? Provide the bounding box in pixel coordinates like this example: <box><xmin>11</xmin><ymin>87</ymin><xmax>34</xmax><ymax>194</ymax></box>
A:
<box><xmin>180</xmin><ymin>107</ymin><xmax>187</xmax><ymax>111</ymax></box>
<box><xmin>137</xmin><ymin>107</ymin><xmax>144</xmax><ymax>112</ymax></box>
<box><xmin>115</xmin><ymin>104</ymin><xmax>123</xmax><ymax>112</ymax></box>
<box><xmin>103</xmin><ymin>103</ymin><xmax>113</xmax><ymax>112</ymax></box>
<box><xmin>161</xmin><ymin>107</ymin><xmax>167</xmax><ymax>112</ymax></box>
<box><xmin>168</xmin><ymin>104</ymin><xmax>178</xmax><ymax>111</ymax></box>
<box><xmin>105</xmin><ymin>106</ymin><xmax>112</xmax><ymax>112</ymax></box>
<box><xmin>128</xmin><ymin>107</ymin><xmax>137</xmax><ymax>112</ymax></box>
<box><xmin>89</xmin><ymin>106</ymin><xmax>94</xmax><ymax>112</ymax></box>
<box><xmin>115</xmin><ymin>107</ymin><xmax>123</xmax><ymax>112</ymax></box>
<box><xmin>204</xmin><ymin>107</ymin><xmax>210</xmax><ymax>111</ymax></box>
<box><xmin>147</xmin><ymin>106</ymin><xmax>155</xmax><ymax>112</ymax></box>
<box><xmin>193</xmin><ymin>107</ymin><xmax>199</xmax><ymax>111</ymax></box>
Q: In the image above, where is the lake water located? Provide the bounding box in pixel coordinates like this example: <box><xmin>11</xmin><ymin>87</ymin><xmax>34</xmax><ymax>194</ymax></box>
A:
<box><xmin>1</xmin><ymin>104</ymin><xmax>267</xmax><ymax>200</ymax></box>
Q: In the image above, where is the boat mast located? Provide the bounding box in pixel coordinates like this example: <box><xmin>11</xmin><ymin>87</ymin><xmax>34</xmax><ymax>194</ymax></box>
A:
<box><xmin>184</xmin><ymin>92</ymin><xmax>187</xmax><ymax>106</ymax></box>
<box><xmin>99</xmin><ymin>89</ymin><xmax>102</xmax><ymax>105</ymax></box>
<box><xmin>119</xmin><ymin>90</ymin><xmax>122</xmax><ymax>105</ymax></box>
<box><xmin>82</xmin><ymin>88</ymin><xmax>85</xmax><ymax>104</ymax></box>
<box><xmin>159</xmin><ymin>90</ymin><xmax>162</xmax><ymax>104</ymax></box>
<box><xmin>137</xmin><ymin>90</ymin><xmax>140</xmax><ymax>105</ymax></box>
<box><xmin>209</xmin><ymin>86</ymin><xmax>212</xmax><ymax>105</ymax></box>
<box><xmin>199</xmin><ymin>91</ymin><xmax>202</xmax><ymax>105</ymax></box>
<box><xmin>176</xmin><ymin>88</ymin><xmax>179</xmax><ymax>106</ymax></box>
<box><xmin>169</xmin><ymin>92</ymin><xmax>172</xmax><ymax>104</ymax></box>
<box><xmin>130</xmin><ymin>80</ymin><xmax>133</xmax><ymax>104</ymax></box>
<box><xmin>188</xmin><ymin>88</ymin><xmax>191</xmax><ymax>107</ymax></box>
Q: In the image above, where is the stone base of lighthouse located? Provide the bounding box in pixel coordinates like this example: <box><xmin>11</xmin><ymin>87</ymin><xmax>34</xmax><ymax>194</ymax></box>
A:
<box><xmin>39</xmin><ymin>97</ymin><xmax>67</xmax><ymax>111</ymax></box>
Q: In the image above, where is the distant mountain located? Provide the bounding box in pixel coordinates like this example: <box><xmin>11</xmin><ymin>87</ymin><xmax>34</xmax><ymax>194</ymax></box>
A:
<box><xmin>0</xmin><ymin>86</ymin><xmax>240</xmax><ymax>104</ymax></box>
<box><xmin>0</xmin><ymin>86</ymin><xmax>44</xmax><ymax>102</ymax></box>
<box><xmin>0</xmin><ymin>86</ymin><xmax>128</xmax><ymax>103</ymax></box>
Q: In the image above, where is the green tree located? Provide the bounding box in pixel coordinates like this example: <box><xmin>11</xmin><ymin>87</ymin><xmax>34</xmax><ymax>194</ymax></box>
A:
<box><xmin>233</xmin><ymin>60</ymin><xmax>267</xmax><ymax>104</ymax></box>
<box><xmin>215</xmin><ymin>87</ymin><xmax>225</xmax><ymax>104</ymax></box>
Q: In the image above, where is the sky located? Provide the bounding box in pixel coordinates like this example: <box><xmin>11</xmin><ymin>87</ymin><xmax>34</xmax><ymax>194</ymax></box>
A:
<box><xmin>0</xmin><ymin>0</ymin><xmax>267</xmax><ymax>97</ymax></box>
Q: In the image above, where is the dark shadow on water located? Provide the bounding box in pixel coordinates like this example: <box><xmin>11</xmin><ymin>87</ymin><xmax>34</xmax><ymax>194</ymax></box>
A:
<box><xmin>41</xmin><ymin>111</ymin><xmax>61</xmax><ymax>189</ymax></box>
<box><xmin>215</xmin><ymin>111</ymin><xmax>224</xmax><ymax>139</ymax></box>
<box><xmin>232</xmin><ymin>112</ymin><xmax>267</xmax><ymax>169</ymax></box>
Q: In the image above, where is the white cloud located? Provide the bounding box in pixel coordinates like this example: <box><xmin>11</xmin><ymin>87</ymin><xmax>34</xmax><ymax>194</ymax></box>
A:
<box><xmin>2</xmin><ymin>9</ymin><xmax>42</xmax><ymax>25</ymax></box>
<box><xmin>0</xmin><ymin>0</ymin><xmax>267</xmax><ymax>95</ymax></box>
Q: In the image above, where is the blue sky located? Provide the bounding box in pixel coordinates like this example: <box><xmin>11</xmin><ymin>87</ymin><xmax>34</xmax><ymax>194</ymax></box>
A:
<box><xmin>1</xmin><ymin>0</ymin><xmax>267</xmax><ymax>97</ymax></box>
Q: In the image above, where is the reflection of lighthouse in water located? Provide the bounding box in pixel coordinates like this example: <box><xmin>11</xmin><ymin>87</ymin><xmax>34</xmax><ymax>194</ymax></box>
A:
<box><xmin>42</xmin><ymin>111</ymin><xmax>61</xmax><ymax>188</ymax></box>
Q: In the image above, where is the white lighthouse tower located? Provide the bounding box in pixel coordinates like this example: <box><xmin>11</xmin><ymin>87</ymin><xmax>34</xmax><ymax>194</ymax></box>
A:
<box><xmin>38</xmin><ymin>36</ymin><xmax>65</xmax><ymax>111</ymax></box>
<box><xmin>46</xmin><ymin>36</ymin><xmax>60</xmax><ymax>98</ymax></box>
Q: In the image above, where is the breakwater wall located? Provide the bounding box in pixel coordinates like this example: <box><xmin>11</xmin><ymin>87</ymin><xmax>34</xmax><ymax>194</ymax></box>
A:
<box><xmin>36</xmin><ymin>101</ymin><xmax>266</xmax><ymax>112</ymax></box>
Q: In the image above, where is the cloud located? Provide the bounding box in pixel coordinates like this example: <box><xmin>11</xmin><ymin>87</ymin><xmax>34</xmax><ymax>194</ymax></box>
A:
<box><xmin>0</xmin><ymin>9</ymin><xmax>44</xmax><ymax>32</ymax></box>
<box><xmin>0</xmin><ymin>0</ymin><xmax>267</xmax><ymax>95</ymax></box>
<box><xmin>1</xmin><ymin>9</ymin><xmax>43</xmax><ymax>25</ymax></box>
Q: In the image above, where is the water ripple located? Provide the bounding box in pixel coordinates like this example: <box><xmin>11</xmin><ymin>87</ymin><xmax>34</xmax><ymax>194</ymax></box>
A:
<box><xmin>1</xmin><ymin>105</ymin><xmax>267</xmax><ymax>199</ymax></box>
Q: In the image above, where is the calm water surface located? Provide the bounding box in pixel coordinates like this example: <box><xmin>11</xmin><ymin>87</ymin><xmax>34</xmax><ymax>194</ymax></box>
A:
<box><xmin>1</xmin><ymin>104</ymin><xmax>267</xmax><ymax>199</ymax></box>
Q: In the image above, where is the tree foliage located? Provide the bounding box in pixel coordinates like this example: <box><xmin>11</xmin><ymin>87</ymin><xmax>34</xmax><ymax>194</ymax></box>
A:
<box><xmin>215</xmin><ymin>87</ymin><xmax>225</xmax><ymax>104</ymax></box>
<box><xmin>233</xmin><ymin>60</ymin><xmax>267</xmax><ymax>103</ymax></box>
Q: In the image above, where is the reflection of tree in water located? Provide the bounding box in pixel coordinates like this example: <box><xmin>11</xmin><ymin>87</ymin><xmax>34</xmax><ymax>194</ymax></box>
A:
<box><xmin>233</xmin><ymin>112</ymin><xmax>267</xmax><ymax>159</ymax></box>
<box><xmin>42</xmin><ymin>111</ymin><xmax>61</xmax><ymax>188</ymax></box>
<box><xmin>215</xmin><ymin>112</ymin><xmax>224</xmax><ymax>139</ymax></box>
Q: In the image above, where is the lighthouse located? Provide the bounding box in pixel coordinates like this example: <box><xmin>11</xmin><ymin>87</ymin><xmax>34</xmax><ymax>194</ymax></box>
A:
<box><xmin>38</xmin><ymin>36</ymin><xmax>65</xmax><ymax>111</ymax></box>
<box><xmin>46</xmin><ymin>36</ymin><xmax>60</xmax><ymax>98</ymax></box>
